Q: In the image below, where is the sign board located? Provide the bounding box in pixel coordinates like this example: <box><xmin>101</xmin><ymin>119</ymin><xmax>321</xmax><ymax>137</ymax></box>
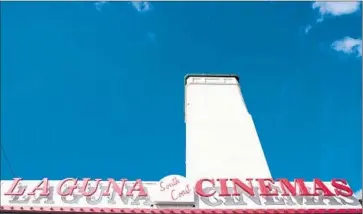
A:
<box><xmin>151</xmin><ymin>175</ymin><xmax>194</xmax><ymax>205</ymax></box>
<box><xmin>0</xmin><ymin>176</ymin><xmax>362</xmax><ymax>213</ymax></box>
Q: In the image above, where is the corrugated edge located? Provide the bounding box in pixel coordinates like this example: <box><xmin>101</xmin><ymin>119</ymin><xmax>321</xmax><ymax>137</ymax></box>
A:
<box><xmin>184</xmin><ymin>74</ymin><xmax>240</xmax><ymax>85</ymax></box>
<box><xmin>1</xmin><ymin>206</ymin><xmax>362</xmax><ymax>214</ymax></box>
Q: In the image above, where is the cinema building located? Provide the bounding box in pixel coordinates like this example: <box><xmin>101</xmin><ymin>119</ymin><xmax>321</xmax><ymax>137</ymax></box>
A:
<box><xmin>1</xmin><ymin>75</ymin><xmax>362</xmax><ymax>214</ymax></box>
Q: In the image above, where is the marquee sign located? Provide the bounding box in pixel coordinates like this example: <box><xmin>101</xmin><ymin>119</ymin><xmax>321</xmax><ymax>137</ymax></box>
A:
<box><xmin>1</xmin><ymin>176</ymin><xmax>362</xmax><ymax>214</ymax></box>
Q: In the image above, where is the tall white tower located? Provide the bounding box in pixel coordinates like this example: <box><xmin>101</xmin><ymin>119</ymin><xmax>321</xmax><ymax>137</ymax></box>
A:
<box><xmin>185</xmin><ymin>74</ymin><xmax>271</xmax><ymax>181</ymax></box>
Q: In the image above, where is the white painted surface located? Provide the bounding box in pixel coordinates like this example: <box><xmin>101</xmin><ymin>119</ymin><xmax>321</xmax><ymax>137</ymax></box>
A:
<box><xmin>185</xmin><ymin>75</ymin><xmax>271</xmax><ymax>181</ymax></box>
<box><xmin>151</xmin><ymin>175</ymin><xmax>194</xmax><ymax>205</ymax></box>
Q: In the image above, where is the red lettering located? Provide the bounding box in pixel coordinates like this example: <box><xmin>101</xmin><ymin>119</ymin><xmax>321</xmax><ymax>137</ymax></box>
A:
<box><xmin>217</xmin><ymin>178</ymin><xmax>230</xmax><ymax>196</ymax></box>
<box><xmin>170</xmin><ymin>185</ymin><xmax>191</xmax><ymax>200</ymax></box>
<box><xmin>57</xmin><ymin>178</ymin><xmax>78</xmax><ymax>196</ymax></box>
<box><xmin>4</xmin><ymin>178</ymin><xmax>26</xmax><ymax>196</ymax></box>
<box><xmin>171</xmin><ymin>189</ymin><xmax>177</xmax><ymax>200</ymax></box>
<box><xmin>160</xmin><ymin>177</ymin><xmax>180</xmax><ymax>192</ymax></box>
<box><xmin>313</xmin><ymin>179</ymin><xmax>334</xmax><ymax>196</ymax></box>
<box><xmin>278</xmin><ymin>178</ymin><xmax>313</xmax><ymax>196</ymax></box>
<box><xmin>159</xmin><ymin>181</ymin><xmax>165</xmax><ymax>191</ymax></box>
<box><xmin>231</xmin><ymin>178</ymin><xmax>254</xmax><ymax>196</ymax></box>
<box><xmin>256</xmin><ymin>178</ymin><xmax>278</xmax><ymax>196</ymax></box>
<box><xmin>7</xmin><ymin>177</ymin><xmax>353</xmax><ymax>199</ymax></box>
<box><xmin>103</xmin><ymin>178</ymin><xmax>127</xmax><ymax>196</ymax></box>
<box><xmin>80</xmin><ymin>178</ymin><xmax>102</xmax><ymax>197</ymax></box>
<box><xmin>185</xmin><ymin>184</ymin><xmax>191</xmax><ymax>195</ymax></box>
<box><xmin>195</xmin><ymin>179</ymin><xmax>216</xmax><ymax>197</ymax></box>
<box><xmin>27</xmin><ymin>178</ymin><xmax>49</xmax><ymax>196</ymax></box>
<box><xmin>331</xmin><ymin>179</ymin><xmax>353</xmax><ymax>197</ymax></box>
<box><xmin>126</xmin><ymin>179</ymin><xmax>147</xmax><ymax>197</ymax></box>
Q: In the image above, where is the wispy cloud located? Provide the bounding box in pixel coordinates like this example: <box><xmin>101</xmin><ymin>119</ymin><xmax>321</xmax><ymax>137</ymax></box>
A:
<box><xmin>304</xmin><ymin>1</ymin><xmax>361</xmax><ymax>57</ymax></box>
<box><xmin>312</xmin><ymin>2</ymin><xmax>361</xmax><ymax>22</ymax></box>
<box><xmin>304</xmin><ymin>25</ymin><xmax>312</xmax><ymax>34</ymax></box>
<box><xmin>131</xmin><ymin>1</ymin><xmax>152</xmax><ymax>12</ymax></box>
<box><xmin>95</xmin><ymin>0</ymin><xmax>107</xmax><ymax>11</ymax></box>
<box><xmin>331</xmin><ymin>37</ymin><xmax>362</xmax><ymax>57</ymax></box>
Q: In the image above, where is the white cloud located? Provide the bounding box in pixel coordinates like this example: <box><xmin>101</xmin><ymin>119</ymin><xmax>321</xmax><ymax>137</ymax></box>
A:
<box><xmin>95</xmin><ymin>0</ymin><xmax>107</xmax><ymax>11</ymax></box>
<box><xmin>355</xmin><ymin>189</ymin><xmax>362</xmax><ymax>199</ymax></box>
<box><xmin>316</xmin><ymin>17</ymin><xmax>324</xmax><ymax>23</ymax></box>
<box><xmin>304</xmin><ymin>25</ymin><xmax>312</xmax><ymax>34</ymax></box>
<box><xmin>131</xmin><ymin>1</ymin><xmax>152</xmax><ymax>12</ymax></box>
<box><xmin>312</xmin><ymin>2</ymin><xmax>361</xmax><ymax>22</ymax></box>
<box><xmin>331</xmin><ymin>37</ymin><xmax>362</xmax><ymax>57</ymax></box>
<box><xmin>313</xmin><ymin>2</ymin><xmax>360</xmax><ymax>16</ymax></box>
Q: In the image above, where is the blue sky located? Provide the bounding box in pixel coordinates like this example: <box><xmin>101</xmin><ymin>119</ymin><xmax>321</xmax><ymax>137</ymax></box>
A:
<box><xmin>1</xmin><ymin>1</ymin><xmax>362</xmax><ymax>196</ymax></box>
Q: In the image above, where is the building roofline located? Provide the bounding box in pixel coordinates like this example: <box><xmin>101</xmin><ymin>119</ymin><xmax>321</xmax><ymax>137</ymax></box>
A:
<box><xmin>184</xmin><ymin>74</ymin><xmax>239</xmax><ymax>85</ymax></box>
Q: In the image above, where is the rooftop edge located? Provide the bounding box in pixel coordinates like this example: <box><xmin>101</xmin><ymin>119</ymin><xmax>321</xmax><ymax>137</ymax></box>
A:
<box><xmin>184</xmin><ymin>74</ymin><xmax>239</xmax><ymax>85</ymax></box>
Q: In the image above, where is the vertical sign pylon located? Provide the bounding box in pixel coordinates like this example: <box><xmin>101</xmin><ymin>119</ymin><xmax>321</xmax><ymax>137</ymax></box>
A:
<box><xmin>185</xmin><ymin>74</ymin><xmax>271</xmax><ymax>182</ymax></box>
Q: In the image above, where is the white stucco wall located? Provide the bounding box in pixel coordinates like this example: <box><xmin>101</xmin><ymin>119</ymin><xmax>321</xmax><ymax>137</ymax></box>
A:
<box><xmin>185</xmin><ymin>75</ymin><xmax>271</xmax><ymax>181</ymax></box>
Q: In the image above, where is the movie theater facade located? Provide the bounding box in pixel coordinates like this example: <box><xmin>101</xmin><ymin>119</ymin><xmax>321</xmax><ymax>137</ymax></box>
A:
<box><xmin>1</xmin><ymin>75</ymin><xmax>362</xmax><ymax>213</ymax></box>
